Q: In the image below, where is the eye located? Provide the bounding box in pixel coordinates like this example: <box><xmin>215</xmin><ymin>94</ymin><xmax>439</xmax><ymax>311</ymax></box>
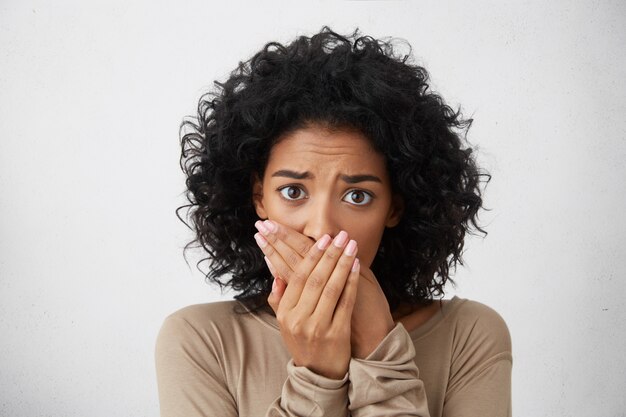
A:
<box><xmin>342</xmin><ymin>190</ymin><xmax>373</xmax><ymax>206</ymax></box>
<box><xmin>278</xmin><ymin>185</ymin><xmax>308</xmax><ymax>201</ymax></box>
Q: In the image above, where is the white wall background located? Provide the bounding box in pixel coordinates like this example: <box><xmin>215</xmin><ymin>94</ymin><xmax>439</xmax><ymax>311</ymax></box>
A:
<box><xmin>1</xmin><ymin>1</ymin><xmax>624</xmax><ymax>416</ymax></box>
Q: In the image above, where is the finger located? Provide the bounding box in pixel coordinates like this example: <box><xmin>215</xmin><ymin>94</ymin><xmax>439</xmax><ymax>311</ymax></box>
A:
<box><xmin>330</xmin><ymin>257</ymin><xmax>360</xmax><ymax>326</ymax></box>
<box><xmin>266</xmin><ymin>220</ymin><xmax>315</xmax><ymax>258</ymax></box>
<box><xmin>255</xmin><ymin>228</ymin><xmax>329</xmax><ymax>289</ymax></box>
<box><xmin>267</xmin><ymin>277</ymin><xmax>286</xmax><ymax>315</ymax></box>
<box><xmin>256</xmin><ymin>231</ymin><xmax>296</xmax><ymax>282</ymax></box>
<box><xmin>296</xmin><ymin>232</ymin><xmax>354</xmax><ymax>317</ymax></box>
<box><xmin>255</xmin><ymin>220</ymin><xmax>310</xmax><ymax>274</ymax></box>
<box><xmin>276</xmin><ymin>234</ymin><xmax>333</xmax><ymax>312</ymax></box>
<box><xmin>254</xmin><ymin>221</ymin><xmax>302</xmax><ymax>270</ymax></box>
<box><xmin>254</xmin><ymin>229</ymin><xmax>299</xmax><ymax>286</ymax></box>
<box><xmin>264</xmin><ymin>256</ymin><xmax>278</xmax><ymax>279</ymax></box>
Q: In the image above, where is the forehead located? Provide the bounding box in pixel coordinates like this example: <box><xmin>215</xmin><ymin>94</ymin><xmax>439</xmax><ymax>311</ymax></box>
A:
<box><xmin>267</xmin><ymin>125</ymin><xmax>386</xmax><ymax>170</ymax></box>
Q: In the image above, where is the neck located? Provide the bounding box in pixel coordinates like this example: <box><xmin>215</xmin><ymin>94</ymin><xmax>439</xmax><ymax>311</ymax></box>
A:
<box><xmin>391</xmin><ymin>300</ymin><xmax>440</xmax><ymax>333</ymax></box>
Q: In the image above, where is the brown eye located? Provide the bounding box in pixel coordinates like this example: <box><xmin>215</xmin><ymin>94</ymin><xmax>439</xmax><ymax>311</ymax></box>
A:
<box><xmin>279</xmin><ymin>186</ymin><xmax>307</xmax><ymax>201</ymax></box>
<box><xmin>343</xmin><ymin>190</ymin><xmax>372</xmax><ymax>206</ymax></box>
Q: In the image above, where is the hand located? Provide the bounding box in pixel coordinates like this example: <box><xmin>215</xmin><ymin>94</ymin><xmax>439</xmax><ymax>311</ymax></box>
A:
<box><xmin>254</xmin><ymin>220</ymin><xmax>395</xmax><ymax>359</ymax></box>
<box><xmin>254</xmin><ymin>223</ymin><xmax>361</xmax><ymax>380</ymax></box>
<box><xmin>348</xmin><ymin>265</ymin><xmax>395</xmax><ymax>358</ymax></box>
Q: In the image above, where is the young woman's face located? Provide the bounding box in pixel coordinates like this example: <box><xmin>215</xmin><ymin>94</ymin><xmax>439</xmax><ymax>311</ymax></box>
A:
<box><xmin>253</xmin><ymin>124</ymin><xmax>404</xmax><ymax>268</ymax></box>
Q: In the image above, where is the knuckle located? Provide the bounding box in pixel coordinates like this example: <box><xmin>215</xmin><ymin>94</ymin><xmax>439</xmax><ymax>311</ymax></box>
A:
<box><xmin>311</xmin><ymin>324</ymin><xmax>327</xmax><ymax>341</ymax></box>
<box><xmin>263</xmin><ymin>245</ymin><xmax>276</xmax><ymax>257</ymax></box>
<box><xmin>325</xmin><ymin>249</ymin><xmax>339</xmax><ymax>261</ymax></box>
<box><xmin>285</xmin><ymin>251</ymin><xmax>299</xmax><ymax>267</ymax></box>
<box><xmin>338</xmin><ymin>254</ymin><xmax>353</xmax><ymax>268</ymax></box>
<box><xmin>264</xmin><ymin>232</ymin><xmax>278</xmax><ymax>245</ymax></box>
<box><xmin>290</xmin><ymin>269</ymin><xmax>307</xmax><ymax>285</ymax></box>
<box><xmin>276</xmin><ymin>311</ymin><xmax>286</xmax><ymax>325</ymax></box>
<box><xmin>321</xmin><ymin>283</ymin><xmax>342</xmax><ymax>300</ymax></box>
<box><xmin>276</xmin><ymin>266</ymin><xmax>290</xmax><ymax>281</ymax></box>
<box><xmin>276</xmin><ymin>227</ymin><xmax>288</xmax><ymax>242</ymax></box>
<box><xmin>289</xmin><ymin>320</ymin><xmax>305</xmax><ymax>336</ymax></box>
<box><xmin>326</xmin><ymin>325</ymin><xmax>341</xmax><ymax>339</ymax></box>
<box><xmin>332</xmin><ymin>324</ymin><xmax>350</xmax><ymax>340</ymax></box>
<box><xmin>307</xmin><ymin>246</ymin><xmax>322</xmax><ymax>261</ymax></box>
<box><xmin>306</xmin><ymin>274</ymin><xmax>325</xmax><ymax>289</ymax></box>
<box><xmin>335</xmin><ymin>293</ymin><xmax>354</xmax><ymax>311</ymax></box>
<box><xmin>298</xmin><ymin>240</ymin><xmax>313</xmax><ymax>256</ymax></box>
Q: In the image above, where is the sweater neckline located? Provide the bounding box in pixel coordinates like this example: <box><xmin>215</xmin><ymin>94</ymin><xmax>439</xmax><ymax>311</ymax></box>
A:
<box><xmin>407</xmin><ymin>295</ymin><xmax>464</xmax><ymax>340</ymax></box>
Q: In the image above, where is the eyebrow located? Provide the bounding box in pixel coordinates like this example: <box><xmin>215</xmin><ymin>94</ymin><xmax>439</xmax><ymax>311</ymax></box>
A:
<box><xmin>271</xmin><ymin>170</ymin><xmax>382</xmax><ymax>184</ymax></box>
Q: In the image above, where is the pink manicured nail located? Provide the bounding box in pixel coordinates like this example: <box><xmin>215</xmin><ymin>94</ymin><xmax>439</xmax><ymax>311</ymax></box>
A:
<box><xmin>255</xmin><ymin>220</ymin><xmax>269</xmax><ymax>236</ymax></box>
<box><xmin>254</xmin><ymin>233</ymin><xmax>268</xmax><ymax>248</ymax></box>
<box><xmin>316</xmin><ymin>234</ymin><xmax>331</xmax><ymax>250</ymax></box>
<box><xmin>263</xmin><ymin>220</ymin><xmax>276</xmax><ymax>233</ymax></box>
<box><xmin>344</xmin><ymin>240</ymin><xmax>357</xmax><ymax>256</ymax></box>
<box><xmin>264</xmin><ymin>256</ymin><xmax>276</xmax><ymax>276</ymax></box>
<box><xmin>333</xmin><ymin>231</ymin><xmax>348</xmax><ymax>248</ymax></box>
<box><xmin>352</xmin><ymin>258</ymin><xmax>360</xmax><ymax>272</ymax></box>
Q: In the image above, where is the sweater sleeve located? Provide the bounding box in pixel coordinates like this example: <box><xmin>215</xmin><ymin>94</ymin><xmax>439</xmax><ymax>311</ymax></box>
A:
<box><xmin>266</xmin><ymin>359</ymin><xmax>350</xmax><ymax>417</ymax></box>
<box><xmin>442</xmin><ymin>354</ymin><xmax>512</xmax><ymax>417</ymax></box>
<box><xmin>347</xmin><ymin>322</ymin><xmax>431</xmax><ymax>417</ymax></box>
<box><xmin>155</xmin><ymin>314</ymin><xmax>350</xmax><ymax>417</ymax></box>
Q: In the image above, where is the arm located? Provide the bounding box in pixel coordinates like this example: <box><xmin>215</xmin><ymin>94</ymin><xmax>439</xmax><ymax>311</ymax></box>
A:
<box><xmin>252</xmin><ymin>221</ymin><xmax>512</xmax><ymax>416</ymax></box>
<box><xmin>155</xmin><ymin>314</ymin><xmax>351</xmax><ymax>417</ymax></box>
<box><xmin>255</xmin><ymin>220</ymin><xmax>429</xmax><ymax>416</ymax></box>
<box><xmin>442</xmin><ymin>354</ymin><xmax>512</xmax><ymax>417</ymax></box>
<box><xmin>347</xmin><ymin>322</ymin><xmax>431</xmax><ymax>417</ymax></box>
<box><xmin>349</xmin><ymin>304</ymin><xmax>513</xmax><ymax>417</ymax></box>
<box><xmin>257</xmin><ymin>226</ymin><xmax>360</xmax><ymax>417</ymax></box>
<box><xmin>155</xmin><ymin>315</ymin><xmax>237</xmax><ymax>417</ymax></box>
<box><xmin>442</xmin><ymin>307</ymin><xmax>513</xmax><ymax>417</ymax></box>
<box><xmin>269</xmin><ymin>359</ymin><xmax>350</xmax><ymax>417</ymax></box>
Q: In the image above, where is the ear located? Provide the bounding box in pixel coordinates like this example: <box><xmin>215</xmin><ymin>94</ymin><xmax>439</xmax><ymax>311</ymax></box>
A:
<box><xmin>251</xmin><ymin>172</ymin><xmax>268</xmax><ymax>220</ymax></box>
<box><xmin>385</xmin><ymin>194</ymin><xmax>405</xmax><ymax>228</ymax></box>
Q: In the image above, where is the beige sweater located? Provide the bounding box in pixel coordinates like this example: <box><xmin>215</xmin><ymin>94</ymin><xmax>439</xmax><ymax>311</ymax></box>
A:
<box><xmin>155</xmin><ymin>296</ymin><xmax>512</xmax><ymax>416</ymax></box>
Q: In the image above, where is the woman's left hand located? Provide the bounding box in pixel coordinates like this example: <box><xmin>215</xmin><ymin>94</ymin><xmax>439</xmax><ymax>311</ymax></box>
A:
<box><xmin>254</xmin><ymin>219</ymin><xmax>395</xmax><ymax>359</ymax></box>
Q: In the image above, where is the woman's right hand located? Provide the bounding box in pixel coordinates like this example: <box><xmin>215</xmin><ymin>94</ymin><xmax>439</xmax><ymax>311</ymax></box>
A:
<box><xmin>254</xmin><ymin>228</ymin><xmax>360</xmax><ymax>380</ymax></box>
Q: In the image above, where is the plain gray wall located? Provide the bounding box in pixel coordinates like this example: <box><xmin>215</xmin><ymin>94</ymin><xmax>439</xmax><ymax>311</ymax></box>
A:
<box><xmin>1</xmin><ymin>0</ymin><xmax>625</xmax><ymax>416</ymax></box>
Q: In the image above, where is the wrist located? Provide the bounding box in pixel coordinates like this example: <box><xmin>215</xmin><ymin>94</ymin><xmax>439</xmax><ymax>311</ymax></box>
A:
<box><xmin>350</xmin><ymin>320</ymin><xmax>395</xmax><ymax>359</ymax></box>
<box><xmin>295</xmin><ymin>357</ymin><xmax>350</xmax><ymax>380</ymax></box>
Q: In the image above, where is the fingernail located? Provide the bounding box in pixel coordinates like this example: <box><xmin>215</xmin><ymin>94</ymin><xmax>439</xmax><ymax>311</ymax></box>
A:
<box><xmin>272</xmin><ymin>278</ymin><xmax>277</xmax><ymax>293</ymax></box>
<box><xmin>316</xmin><ymin>234</ymin><xmax>331</xmax><ymax>250</ymax></box>
<box><xmin>254</xmin><ymin>233</ymin><xmax>268</xmax><ymax>248</ymax></box>
<box><xmin>255</xmin><ymin>220</ymin><xmax>269</xmax><ymax>236</ymax></box>
<box><xmin>344</xmin><ymin>239</ymin><xmax>357</xmax><ymax>256</ymax></box>
<box><xmin>264</xmin><ymin>256</ymin><xmax>275</xmax><ymax>275</ymax></box>
<box><xmin>352</xmin><ymin>258</ymin><xmax>360</xmax><ymax>272</ymax></box>
<box><xmin>333</xmin><ymin>231</ymin><xmax>348</xmax><ymax>248</ymax></box>
<box><xmin>263</xmin><ymin>220</ymin><xmax>276</xmax><ymax>233</ymax></box>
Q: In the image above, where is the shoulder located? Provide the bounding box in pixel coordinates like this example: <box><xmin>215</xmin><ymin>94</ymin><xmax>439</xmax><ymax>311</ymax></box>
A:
<box><xmin>156</xmin><ymin>300</ymin><xmax>244</xmax><ymax>354</ymax></box>
<box><xmin>155</xmin><ymin>299</ymin><xmax>275</xmax><ymax>348</ymax></box>
<box><xmin>437</xmin><ymin>299</ymin><xmax>513</xmax><ymax>410</ymax></box>
<box><xmin>162</xmin><ymin>300</ymin><xmax>242</xmax><ymax>327</ymax></box>
<box><xmin>446</xmin><ymin>298</ymin><xmax>512</xmax><ymax>362</ymax></box>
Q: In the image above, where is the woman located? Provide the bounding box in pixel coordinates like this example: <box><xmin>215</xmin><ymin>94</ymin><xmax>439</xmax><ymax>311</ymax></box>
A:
<box><xmin>156</xmin><ymin>26</ymin><xmax>512</xmax><ymax>416</ymax></box>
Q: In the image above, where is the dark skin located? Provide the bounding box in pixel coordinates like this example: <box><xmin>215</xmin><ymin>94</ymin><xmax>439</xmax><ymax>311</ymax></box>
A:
<box><xmin>255</xmin><ymin>223</ymin><xmax>362</xmax><ymax>380</ymax></box>
<box><xmin>256</xmin><ymin>220</ymin><xmax>442</xmax><ymax>347</ymax></box>
<box><xmin>252</xmin><ymin>124</ymin><xmax>440</xmax><ymax>379</ymax></box>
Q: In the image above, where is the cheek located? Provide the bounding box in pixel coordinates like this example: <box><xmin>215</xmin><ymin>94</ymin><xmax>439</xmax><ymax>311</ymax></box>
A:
<box><xmin>344</xmin><ymin>221</ymin><xmax>386</xmax><ymax>269</ymax></box>
<box><xmin>262</xmin><ymin>199</ymin><xmax>305</xmax><ymax>232</ymax></box>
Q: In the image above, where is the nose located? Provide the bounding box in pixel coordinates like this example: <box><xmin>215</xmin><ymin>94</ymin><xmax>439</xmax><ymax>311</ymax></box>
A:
<box><xmin>302</xmin><ymin>197</ymin><xmax>341</xmax><ymax>242</ymax></box>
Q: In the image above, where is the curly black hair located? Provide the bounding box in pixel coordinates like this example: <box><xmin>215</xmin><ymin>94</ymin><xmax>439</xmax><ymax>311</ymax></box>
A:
<box><xmin>177</xmin><ymin>26</ymin><xmax>491</xmax><ymax>315</ymax></box>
